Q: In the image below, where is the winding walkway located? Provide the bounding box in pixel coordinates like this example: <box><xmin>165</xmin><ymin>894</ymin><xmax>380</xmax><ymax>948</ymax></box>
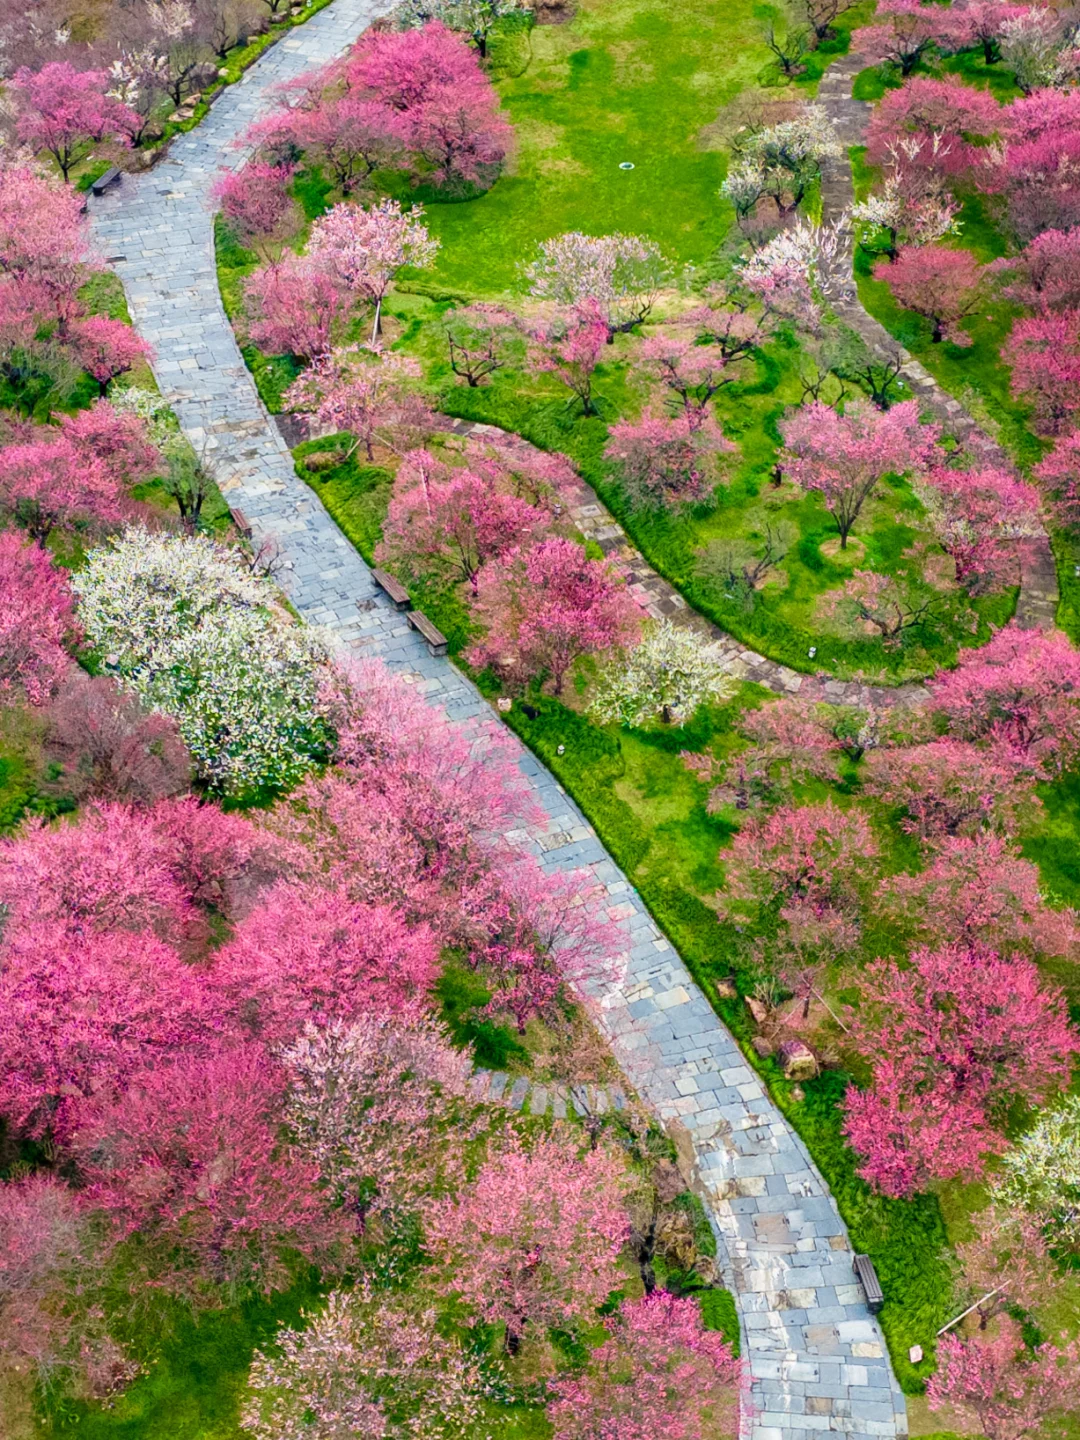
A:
<box><xmin>89</xmin><ymin>11</ymin><xmax>915</xmax><ymax>1438</ymax></box>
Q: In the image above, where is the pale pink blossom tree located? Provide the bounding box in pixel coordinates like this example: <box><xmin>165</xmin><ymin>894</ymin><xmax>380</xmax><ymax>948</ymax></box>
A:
<box><xmin>306</xmin><ymin>198</ymin><xmax>439</xmax><ymax>341</ymax></box>
<box><xmin>208</xmin><ymin>880</ymin><xmax>440</xmax><ymax>1043</ymax></box>
<box><xmin>466</xmin><ymin>536</ymin><xmax>644</xmax><ymax>694</ymax></box>
<box><xmin>546</xmin><ymin>1291</ymin><xmax>742</xmax><ymax>1440</ymax></box>
<box><xmin>283</xmin><ymin>345</ymin><xmax>428</xmax><ymax>459</ymax></box>
<box><xmin>281</xmin><ymin>1011</ymin><xmax>473</xmax><ymax>1225</ymax></box>
<box><xmin>10</xmin><ymin>63</ymin><xmax>139</xmax><ymax>182</ymax></box>
<box><xmin>955</xmin><ymin>1205</ymin><xmax>1066</xmax><ymax>1330</ymax></box>
<box><xmin>779</xmin><ymin>399</ymin><xmax>939</xmax><ymax>547</ymax></box>
<box><xmin>426</xmin><ymin>1130</ymin><xmax>630</xmax><ymax>1352</ymax></box>
<box><xmin>928</xmin><ymin>1319</ymin><xmax>1080</xmax><ymax>1440</ymax></box>
<box><xmin>853</xmin><ymin>0</ymin><xmax>959</xmax><ymax>74</ymax></box>
<box><xmin>605</xmin><ymin>410</ymin><xmax>733</xmax><ymax>512</ymax></box>
<box><xmin>529</xmin><ymin>298</ymin><xmax>610</xmax><ymax>415</ymax></box>
<box><xmin>843</xmin><ymin>943</ymin><xmax>1078</xmax><ymax>1196</ymax></box>
<box><xmin>74</xmin><ymin>1045</ymin><xmax>350</xmax><ymax>1300</ymax></box>
<box><xmin>526</xmin><ymin>231</ymin><xmax>668</xmax><ymax>339</ymax></box>
<box><xmin>0</xmin><ymin>529</ymin><xmax>77</xmax><ymax>704</ymax></box>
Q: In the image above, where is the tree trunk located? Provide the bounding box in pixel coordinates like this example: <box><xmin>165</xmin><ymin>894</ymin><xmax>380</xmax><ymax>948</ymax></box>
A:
<box><xmin>931</xmin><ymin>317</ymin><xmax>944</xmax><ymax>343</ymax></box>
<box><xmin>371</xmin><ymin>295</ymin><xmax>383</xmax><ymax>345</ymax></box>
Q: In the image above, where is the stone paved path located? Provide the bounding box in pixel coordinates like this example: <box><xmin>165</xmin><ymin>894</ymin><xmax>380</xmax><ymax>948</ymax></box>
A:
<box><xmin>89</xmin><ymin>10</ymin><xmax>909</xmax><ymax>1437</ymax></box>
<box><xmin>816</xmin><ymin>53</ymin><xmax>1059</xmax><ymax>632</ymax></box>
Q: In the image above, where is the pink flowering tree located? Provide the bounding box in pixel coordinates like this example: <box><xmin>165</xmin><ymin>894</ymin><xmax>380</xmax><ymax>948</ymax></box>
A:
<box><xmin>719</xmin><ymin>799</ymin><xmax>877</xmax><ymax>926</ymax></box>
<box><xmin>211</xmin><ymin>161</ymin><xmax>300</xmax><ymax>261</ymax></box>
<box><xmin>243</xmin><ymin>254</ymin><xmax>356</xmax><ymax>363</ymax></box>
<box><xmin>290</xmin><ymin>91</ymin><xmax>409</xmax><ymax>194</ymax></box>
<box><xmin>59</xmin><ymin>400</ymin><xmax>162</xmax><ymax>489</ymax></box>
<box><xmin>343</xmin><ymin>22</ymin><xmax>513</xmax><ymax>192</ymax></box>
<box><xmin>928</xmin><ymin>1319</ymin><xmax>1080</xmax><ymax>1440</ymax></box>
<box><xmin>74</xmin><ymin>1045</ymin><xmax>349</xmax><ymax>1300</ymax></box>
<box><xmin>639</xmin><ymin>331</ymin><xmax>740</xmax><ymax>414</ymax></box>
<box><xmin>547</xmin><ymin>1291</ymin><xmax>742</xmax><ymax>1440</ymax></box>
<box><xmin>865</xmin><ymin>77</ymin><xmax>1001</xmax><ymax>181</ymax></box>
<box><xmin>283</xmin><ymin>345</ymin><xmax>427</xmax><ymax>459</ymax></box>
<box><xmin>1002</xmin><ymin>309</ymin><xmax>1080</xmax><ymax>435</ymax></box>
<box><xmin>0</xmin><ymin>433</ymin><xmax>129</xmax><ymax>545</ymax></box>
<box><xmin>928</xmin><ymin>623</ymin><xmax>1080</xmax><ymax>777</ymax></box>
<box><xmin>779</xmin><ymin>398</ymin><xmax>938</xmax><ymax>548</ymax></box>
<box><xmin>880</xmin><ymin>831</ymin><xmax>1079</xmax><ymax>959</ymax></box>
<box><xmin>467</xmin><ymin>536</ymin><xmax>644</xmax><ymax>694</ymax></box>
<box><xmin>529</xmin><ymin>298</ymin><xmax>610</xmax><ymax>415</ymax></box>
<box><xmin>874</xmin><ymin>246</ymin><xmax>987</xmax><ymax>344</ymax></box>
<box><xmin>919</xmin><ymin>462</ymin><xmax>1041</xmax><ymax>592</ymax></box>
<box><xmin>853</xmin><ymin>0</ymin><xmax>958</xmax><ymax>74</ymax></box>
<box><xmin>1035</xmin><ymin>429</ymin><xmax>1080</xmax><ymax>534</ymax></box>
<box><xmin>952</xmin><ymin>0</ymin><xmax>1032</xmax><ymax>63</ymax></box>
<box><xmin>992</xmin><ymin>227</ymin><xmax>1080</xmax><ymax>313</ymax></box>
<box><xmin>46</xmin><ymin>671</ymin><xmax>190</xmax><ymax>805</ymax></box>
<box><xmin>208</xmin><ymin>879</ymin><xmax>440</xmax><ymax>1043</ymax></box>
<box><xmin>955</xmin><ymin>1206</ymin><xmax>1066</xmax><ymax>1330</ymax></box>
<box><xmin>984</xmin><ymin>89</ymin><xmax>1080</xmax><ymax>241</ymax></box>
<box><xmin>11</xmin><ymin>63</ymin><xmax>139</xmax><ymax>182</ymax></box>
<box><xmin>526</xmin><ymin>231</ymin><xmax>669</xmax><ymax>340</ymax></box>
<box><xmin>377</xmin><ymin>448</ymin><xmax>552</xmax><ymax>591</ymax></box>
<box><xmin>443</xmin><ymin>302</ymin><xmax>524</xmax><ymax>386</ymax></box>
<box><xmin>72</xmin><ymin>315</ymin><xmax>152</xmax><ymax>395</ymax></box>
<box><xmin>863</xmin><ymin>737</ymin><xmax>1041</xmax><ymax>838</ymax></box>
<box><xmin>605</xmin><ymin>410</ymin><xmax>733</xmax><ymax>512</ymax></box>
<box><xmin>281</xmin><ymin>1012</ymin><xmax>473</xmax><ymax>1226</ymax></box>
<box><xmin>843</xmin><ymin>943</ymin><xmax>1078</xmax><ymax>1197</ymax></box>
<box><xmin>306</xmin><ymin>198</ymin><xmax>440</xmax><ymax>341</ymax></box>
<box><xmin>0</xmin><ymin>530</ymin><xmax>77</xmax><ymax>704</ymax></box>
<box><xmin>0</xmin><ymin>922</ymin><xmax>210</xmax><ymax>1139</ymax></box>
<box><xmin>426</xmin><ymin>1131</ymin><xmax>630</xmax><ymax>1352</ymax></box>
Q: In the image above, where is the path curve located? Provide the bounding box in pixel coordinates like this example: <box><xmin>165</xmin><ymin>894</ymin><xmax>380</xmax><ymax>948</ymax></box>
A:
<box><xmin>90</xmin><ymin>10</ymin><xmax>908</xmax><ymax>1439</ymax></box>
<box><xmin>815</xmin><ymin>53</ymin><xmax>1059</xmax><ymax>632</ymax></box>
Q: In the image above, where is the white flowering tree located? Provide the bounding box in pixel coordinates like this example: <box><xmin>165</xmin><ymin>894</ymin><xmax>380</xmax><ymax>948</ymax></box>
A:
<box><xmin>73</xmin><ymin>529</ymin><xmax>332</xmax><ymax>796</ymax></box>
<box><xmin>722</xmin><ymin>106</ymin><xmax>841</xmax><ymax>219</ymax></box>
<box><xmin>242</xmin><ymin>1287</ymin><xmax>489</xmax><ymax>1440</ymax></box>
<box><xmin>526</xmin><ymin>231</ymin><xmax>669</xmax><ymax>337</ymax></box>
<box><xmin>995</xmin><ymin>1095</ymin><xmax>1080</xmax><ymax>1252</ymax></box>
<box><xmin>588</xmin><ymin>620</ymin><xmax>736</xmax><ymax>727</ymax></box>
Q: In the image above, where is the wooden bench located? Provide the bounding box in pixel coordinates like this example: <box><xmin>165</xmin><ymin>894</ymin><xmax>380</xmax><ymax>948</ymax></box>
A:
<box><xmin>853</xmin><ymin>1254</ymin><xmax>884</xmax><ymax>1314</ymax></box>
<box><xmin>407</xmin><ymin>610</ymin><xmax>448</xmax><ymax>658</ymax></box>
<box><xmin>90</xmin><ymin>166</ymin><xmax>122</xmax><ymax>197</ymax></box>
<box><xmin>371</xmin><ymin>567</ymin><xmax>411</xmax><ymax>612</ymax></box>
<box><xmin>229</xmin><ymin>506</ymin><xmax>252</xmax><ymax>537</ymax></box>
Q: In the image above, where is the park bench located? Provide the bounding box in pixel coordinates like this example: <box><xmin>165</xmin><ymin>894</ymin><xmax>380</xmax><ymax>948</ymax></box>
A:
<box><xmin>90</xmin><ymin>166</ymin><xmax>122</xmax><ymax>197</ymax></box>
<box><xmin>853</xmin><ymin>1254</ymin><xmax>884</xmax><ymax>1314</ymax></box>
<box><xmin>229</xmin><ymin>506</ymin><xmax>252</xmax><ymax>537</ymax></box>
<box><xmin>407</xmin><ymin>610</ymin><xmax>448</xmax><ymax>658</ymax></box>
<box><xmin>371</xmin><ymin>567</ymin><xmax>411</xmax><ymax>612</ymax></box>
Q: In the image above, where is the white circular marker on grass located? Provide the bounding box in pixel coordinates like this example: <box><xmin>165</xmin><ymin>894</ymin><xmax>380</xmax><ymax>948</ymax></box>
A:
<box><xmin>619</xmin><ymin>162</ymin><xmax>634</xmax><ymax>170</ymax></box>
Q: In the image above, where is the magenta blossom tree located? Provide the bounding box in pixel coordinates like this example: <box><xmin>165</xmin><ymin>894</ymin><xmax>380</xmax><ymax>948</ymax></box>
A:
<box><xmin>779</xmin><ymin>399</ymin><xmax>938</xmax><ymax>547</ymax></box>
<box><xmin>74</xmin><ymin>1044</ymin><xmax>350</xmax><ymax>1300</ymax></box>
<box><xmin>1035</xmin><ymin>429</ymin><xmax>1080</xmax><ymax>535</ymax></box>
<box><xmin>863</xmin><ymin>737</ymin><xmax>1041</xmax><ymax>838</ymax></box>
<box><xmin>875</xmin><ymin>246</ymin><xmax>987</xmax><ymax>345</ymax></box>
<box><xmin>0</xmin><ymin>433</ymin><xmax>129</xmax><ymax>545</ymax></box>
<box><xmin>208</xmin><ymin>879</ymin><xmax>439</xmax><ymax>1043</ymax></box>
<box><xmin>0</xmin><ymin>530</ymin><xmax>77</xmax><ymax>704</ymax></box>
<box><xmin>920</xmin><ymin>462</ymin><xmax>1041</xmax><ymax>593</ymax></box>
<box><xmin>865</xmin><ymin>76</ymin><xmax>1000</xmax><ymax>180</ymax></box>
<box><xmin>547</xmin><ymin>1291</ymin><xmax>742</xmax><ymax>1440</ymax></box>
<box><xmin>11</xmin><ymin>63</ymin><xmax>139</xmax><ymax>182</ymax></box>
<box><xmin>467</xmin><ymin>536</ymin><xmax>643</xmax><ymax>694</ymax></box>
<box><xmin>426</xmin><ymin>1130</ymin><xmax>630</xmax><ymax>1352</ymax></box>
<box><xmin>844</xmin><ymin>944</ymin><xmax>1078</xmax><ymax>1198</ymax></box>
<box><xmin>72</xmin><ymin>315</ymin><xmax>153</xmax><ymax>396</ymax></box>
<box><xmin>1002</xmin><ymin>308</ymin><xmax>1080</xmax><ymax>435</ymax></box>
<box><xmin>993</xmin><ymin>227</ymin><xmax>1080</xmax><ymax>314</ymax></box>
